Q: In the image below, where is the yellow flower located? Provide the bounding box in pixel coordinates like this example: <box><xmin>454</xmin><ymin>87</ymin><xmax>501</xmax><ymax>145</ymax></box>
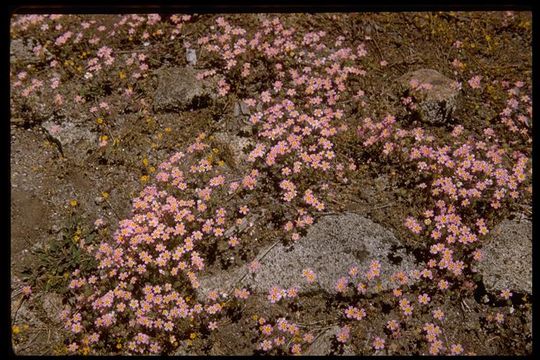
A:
<box><xmin>70</xmin><ymin>199</ymin><xmax>78</xmax><ymax>207</ymax></box>
<box><xmin>118</xmin><ymin>71</ymin><xmax>126</xmax><ymax>80</ymax></box>
<box><xmin>12</xmin><ymin>325</ymin><xmax>21</xmax><ymax>335</ymax></box>
<box><xmin>148</xmin><ymin>166</ymin><xmax>156</xmax><ymax>174</ymax></box>
<box><xmin>212</xmin><ymin>148</ymin><xmax>220</xmax><ymax>154</ymax></box>
<box><xmin>189</xmin><ymin>332</ymin><xmax>197</xmax><ymax>340</ymax></box>
<box><xmin>116</xmin><ymin>343</ymin><xmax>122</xmax><ymax>350</ymax></box>
<box><xmin>140</xmin><ymin>175</ymin><xmax>149</xmax><ymax>183</ymax></box>
<box><xmin>102</xmin><ymin>191</ymin><xmax>109</xmax><ymax>199</ymax></box>
<box><xmin>165</xmin><ymin>127</ymin><xmax>172</xmax><ymax>133</ymax></box>
<box><xmin>142</xmin><ymin>158</ymin><xmax>149</xmax><ymax>167</ymax></box>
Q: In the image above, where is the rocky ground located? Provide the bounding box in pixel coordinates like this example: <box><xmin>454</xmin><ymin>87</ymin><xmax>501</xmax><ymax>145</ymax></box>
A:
<box><xmin>10</xmin><ymin>12</ymin><xmax>532</xmax><ymax>355</ymax></box>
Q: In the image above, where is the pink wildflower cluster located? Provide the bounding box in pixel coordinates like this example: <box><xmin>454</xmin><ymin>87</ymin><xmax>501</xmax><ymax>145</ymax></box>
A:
<box><xmin>13</xmin><ymin>12</ymin><xmax>530</xmax><ymax>356</ymax></box>
<box><xmin>256</xmin><ymin>316</ymin><xmax>313</xmax><ymax>355</ymax></box>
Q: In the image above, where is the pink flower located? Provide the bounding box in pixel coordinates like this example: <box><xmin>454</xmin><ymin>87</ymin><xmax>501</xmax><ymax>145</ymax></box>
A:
<box><xmin>71</xmin><ymin>322</ymin><xmax>82</xmax><ymax>333</ymax></box>
<box><xmin>344</xmin><ymin>306</ymin><xmax>366</xmax><ymax>320</ymax></box>
<box><xmin>404</xmin><ymin>216</ymin><xmax>423</xmax><ymax>234</ymax></box>
<box><xmin>433</xmin><ymin>308</ymin><xmax>445</xmax><ymax>321</ymax></box>
<box><xmin>261</xmin><ymin>91</ymin><xmax>271</xmax><ymax>103</ymax></box>
<box><xmin>303</xmin><ymin>333</ymin><xmax>315</xmax><ymax>343</ymax></box>
<box><xmin>335</xmin><ymin>277</ymin><xmax>348</xmax><ymax>293</ymax></box>
<box><xmin>286</xmin><ymin>287</ymin><xmax>298</xmax><ymax>298</ymax></box>
<box><xmin>290</xmin><ymin>343</ymin><xmax>302</xmax><ymax>354</ymax></box>
<box><xmin>387</xmin><ymin>319</ymin><xmax>400</xmax><ymax>332</ymax></box>
<box><xmin>239</xmin><ymin>205</ymin><xmax>249</xmax><ymax>215</ymax></box>
<box><xmin>302</xmin><ymin>268</ymin><xmax>317</xmax><ymax>283</ymax></box>
<box><xmin>94</xmin><ymin>218</ymin><xmax>105</xmax><ymax>228</ymax></box>
<box><xmin>260</xmin><ymin>323</ymin><xmax>273</xmax><ymax>335</ymax></box>
<box><xmin>67</xmin><ymin>342</ymin><xmax>79</xmax><ymax>352</ymax></box>
<box><xmin>233</xmin><ymin>288</ymin><xmax>250</xmax><ymax>300</ymax></box>
<box><xmin>450</xmin><ymin>343</ymin><xmax>463</xmax><ymax>355</ymax></box>
<box><xmin>468</xmin><ymin>75</ymin><xmax>482</xmax><ymax>89</ymax></box>
<box><xmin>248</xmin><ymin>260</ymin><xmax>261</xmax><ymax>273</ymax></box>
<box><xmin>438</xmin><ymin>279</ymin><xmax>449</xmax><ymax>290</ymax></box>
<box><xmin>21</xmin><ymin>285</ymin><xmax>32</xmax><ymax>296</ymax></box>
<box><xmin>48</xmin><ymin>124</ymin><xmax>62</xmax><ymax>135</ymax></box>
<box><xmin>357</xmin><ymin>282</ymin><xmax>367</xmax><ymax>294</ymax></box>
<box><xmin>217</xmin><ymin>78</ymin><xmax>230</xmax><ymax>96</ymax></box>
<box><xmin>429</xmin><ymin>340</ymin><xmax>444</xmax><ymax>355</ymax></box>
<box><xmin>372</xmin><ymin>337</ymin><xmax>385</xmax><ymax>350</ymax></box>
<box><xmin>418</xmin><ymin>293</ymin><xmax>430</xmax><ymax>305</ymax></box>
<box><xmin>260</xmin><ymin>339</ymin><xmax>273</xmax><ymax>351</ymax></box>
<box><xmin>500</xmin><ymin>289</ymin><xmax>512</xmax><ymax>300</ymax></box>
<box><xmin>228</xmin><ymin>236</ymin><xmax>239</xmax><ymax>247</ymax></box>
<box><xmin>267</xmin><ymin>286</ymin><xmax>284</xmax><ymax>303</ymax></box>
<box><xmin>336</xmin><ymin>325</ymin><xmax>350</xmax><ymax>343</ymax></box>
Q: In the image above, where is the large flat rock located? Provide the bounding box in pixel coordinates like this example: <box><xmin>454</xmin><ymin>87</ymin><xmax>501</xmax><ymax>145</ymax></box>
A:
<box><xmin>153</xmin><ymin>67</ymin><xmax>214</xmax><ymax>112</ymax></box>
<box><xmin>198</xmin><ymin>213</ymin><xmax>418</xmax><ymax>298</ymax></box>
<box><xmin>475</xmin><ymin>218</ymin><xmax>532</xmax><ymax>294</ymax></box>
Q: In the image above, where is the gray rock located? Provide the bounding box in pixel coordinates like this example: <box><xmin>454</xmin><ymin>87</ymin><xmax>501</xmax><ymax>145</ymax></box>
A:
<box><xmin>185</xmin><ymin>48</ymin><xmax>197</xmax><ymax>66</ymax></box>
<box><xmin>41</xmin><ymin>120</ymin><xmax>97</xmax><ymax>149</ymax></box>
<box><xmin>40</xmin><ymin>293</ymin><xmax>64</xmax><ymax>324</ymax></box>
<box><xmin>306</xmin><ymin>326</ymin><xmax>355</xmax><ymax>355</ymax></box>
<box><xmin>153</xmin><ymin>67</ymin><xmax>212</xmax><ymax>112</ymax></box>
<box><xmin>398</xmin><ymin>69</ymin><xmax>460</xmax><ymax>125</ymax></box>
<box><xmin>11</xmin><ymin>38</ymin><xmax>53</xmax><ymax>65</ymax></box>
<box><xmin>233</xmin><ymin>101</ymin><xmax>251</xmax><ymax>120</ymax></box>
<box><xmin>213</xmin><ymin>131</ymin><xmax>254</xmax><ymax>167</ymax></box>
<box><xmin>11</xmin><ymin>38</ymin><xmax>38</xmax><ymax>63</ymax></box>
<box><xmin>198</xmin><ymin>213</ymin><xmax>417</xmax><ymax>298</ymax></box>
<box><xmin>475</xmin><ymin>218</ymin><xmax>532</xmax><ymax>294</ymax></box>
<box><xmin>233</xmin><ymin>102</ymin><xmax>241</xmax><ymax>117</ymax></box>
<box><xmin>240</xmin><ymin>101</ymin><xmax>250</xmax><ymax>115</ymax></box>
<box><xmin>173</xmin><ymin>343</ymin><xmax>199</xmax><ymax>356</ymax></box>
